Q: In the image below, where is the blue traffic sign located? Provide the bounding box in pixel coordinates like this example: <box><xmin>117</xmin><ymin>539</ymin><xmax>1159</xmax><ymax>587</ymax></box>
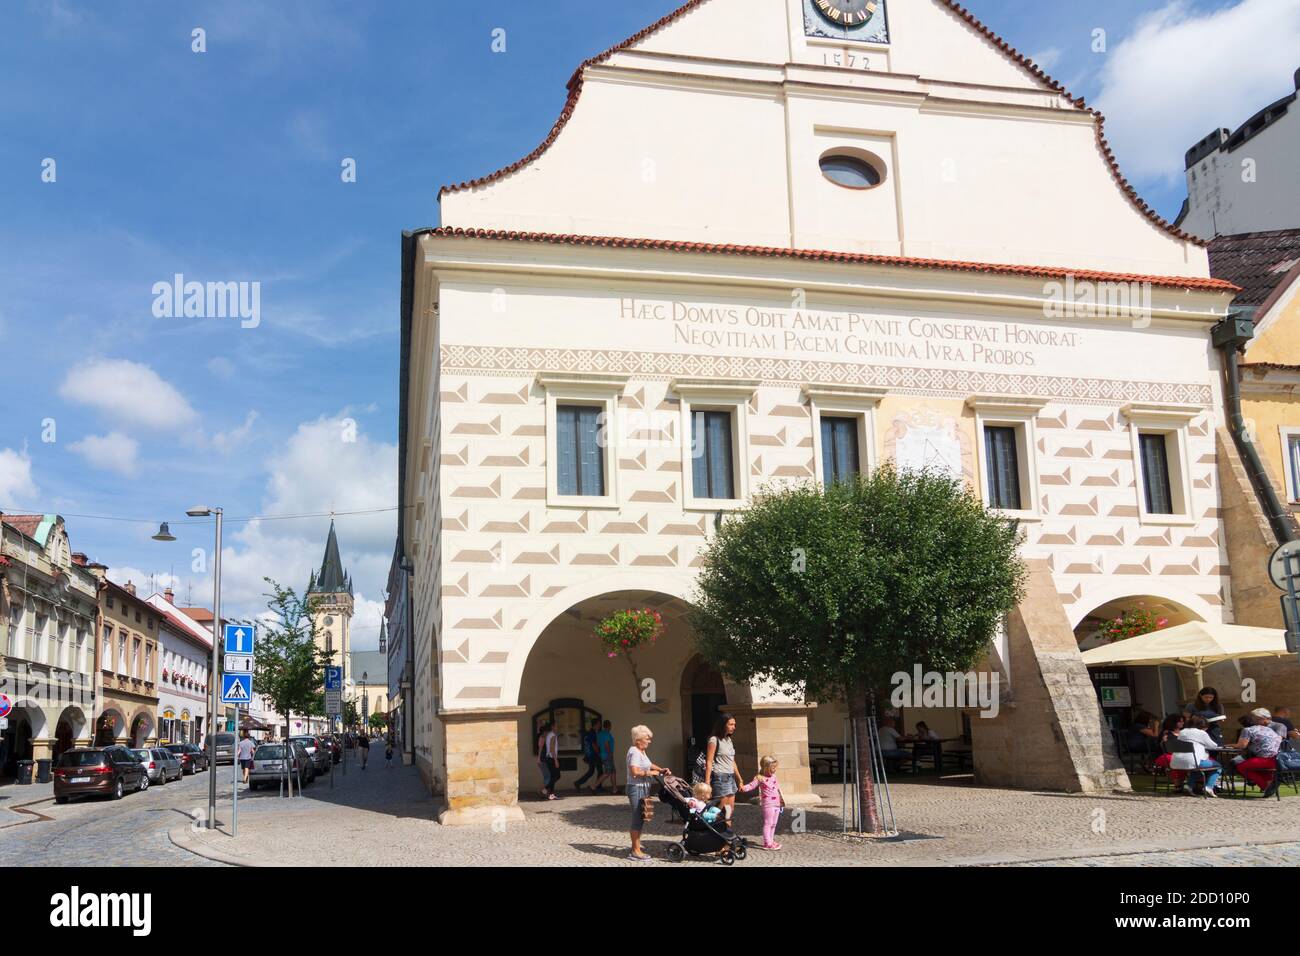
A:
<box><xmin>221</xmin><ymin>673</ymin><xmax>253</xmax><ymax>704</ymax></box>
<box><xmin>324</xmin><ymin>666</ymin><xmax>342</xmax><ymax>691</ymax></box>
<box><xmin>224</xmin><ymin>623</ymin><xmax>255</xmax><ymax>655</ymax></box>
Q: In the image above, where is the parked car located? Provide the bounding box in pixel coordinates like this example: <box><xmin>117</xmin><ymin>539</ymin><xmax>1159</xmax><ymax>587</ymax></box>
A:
<box><xmin>320</xmin><ymin>736</ymin><xmax>341</xmax><ymax>763</ymax></box>
<box><xmin>248</xmin><ymin>742</ymin><xmax>315</xmax><ymax>790</ymax></box>
<box><xmin>165</xmin><ymin>742</ymin><xmax>210</xmax><ymax>774</ymax></box>
<box><xmin>52</xmin><ymin>746</ymin><xmax>148</xmax><ymax>803</ymax></box>
<box><xmin>132</xmin><ymin>747</ymin><xmax>183</xmax><ymax>785</ymax></box>
<box><xmin>289</xmin><ymin>735</ymin><xmax>331</xmax><ymax>774</ymax></box>
<box><xmin>204</xmin><ymin>733</ymin><xmax>237</xmax><ymax>765</ymax></box>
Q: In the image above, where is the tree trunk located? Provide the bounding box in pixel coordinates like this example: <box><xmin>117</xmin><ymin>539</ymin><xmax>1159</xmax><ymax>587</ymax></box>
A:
<box><xmin>847</xmin><ymin>685</ymin><xmax>882</xmax><ymax>834</ymax></box>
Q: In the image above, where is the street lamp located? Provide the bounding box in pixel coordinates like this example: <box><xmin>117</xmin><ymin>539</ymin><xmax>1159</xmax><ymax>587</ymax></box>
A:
<box><xmin>151</xmin><ymin>522</ymin><xmax>176</xmax><ymax>542</ymax></box>
<box><xmin>362</xmin><ymin>671</ymin><xmax>368</xmax><ymax>736</ymax></box>
<box><xmin>185</xmin><ymin>505</ymin><xmax>223</xmax><ymax>831</ymax></box>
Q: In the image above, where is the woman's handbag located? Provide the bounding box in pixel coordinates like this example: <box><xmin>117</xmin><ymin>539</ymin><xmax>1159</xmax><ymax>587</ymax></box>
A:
<box><xmin>1275</xmin><ymin>749</ymin><xmax>1300</xmax><ymax>772</ymax></box>
<box><xmin>690</xmin><ymin>749</ymin><xmax>708</xmax><ymax>784</ymax></box>
<box><xmin>640</xmin><ymin>797</ymin><xmax>655</xmax><ymax>822</ymax></box>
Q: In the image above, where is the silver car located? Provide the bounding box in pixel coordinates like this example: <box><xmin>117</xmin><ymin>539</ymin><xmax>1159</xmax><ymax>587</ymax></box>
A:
<box><xmin>248</xmin><ymin>742</ymin><xmax>315</xmax><ymax>790</ymax></box>
<box><xmin>290</xmin><ymin>736</ymin><xmax>331</xmax><ymax>774</ymax></box>
<box><xmin>131</xmin><ymin>747</ymin><xmax>183</xmax><ymax>785</ymax></box>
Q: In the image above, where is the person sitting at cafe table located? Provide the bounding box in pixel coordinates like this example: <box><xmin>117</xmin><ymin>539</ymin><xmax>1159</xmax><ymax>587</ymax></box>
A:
<box><xmin>876</xmin><ymin>716</ymin><xmax>911</xmax><ymax>762</ymax></box>
<box><xmin>1172</xmin><ymin>715</ymin><xmax>1223</xmax><ymax>797</ymax></box>
<box><xmin>1184</xmin><ymin>687</ymin><xmax>1225</xmax><ymax>745</ymax></box>
<box><xmin>1126</xmin><ymin>710</ymin><xmax>1163</xmax><ymax>755</ymax></box>
<box><xmin>1272</xmin><ymin>705</ymin><xmax>1299</xmax><ymax>740</ymax></box>
<box><xmin>1232</xmin><ymin>708</ymin><xmax>1284</xmax><ymax>798</ymax></box>
<box><xmin>1151</xmin><ymin>714</ymin><xmax>1187</xmax><ymax>788</ymax></box>
<box><xmin>914</xmin><ymin>721</ymin><xmax>940</xmax><ymax>742</ymax></box>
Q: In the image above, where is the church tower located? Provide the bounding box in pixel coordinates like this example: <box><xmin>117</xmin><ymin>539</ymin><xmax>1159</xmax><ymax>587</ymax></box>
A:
<box><xmin>307</xmin><ymin>520</ymin><xmax>354</xmax><ymax>685</ymax></box>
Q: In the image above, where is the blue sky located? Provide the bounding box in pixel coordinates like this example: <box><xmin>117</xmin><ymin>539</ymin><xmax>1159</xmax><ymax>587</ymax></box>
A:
<box><xmin>2</xmin><ymin>0</ymin><xmax>1296</xmax><ymax>643</ymax></box>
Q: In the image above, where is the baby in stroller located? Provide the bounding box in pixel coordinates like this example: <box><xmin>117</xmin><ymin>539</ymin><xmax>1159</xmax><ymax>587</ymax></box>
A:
<box><xmin>659</xmin><ymin>775</ymin><xmax>748</xmax><ymax>864</ymax></box>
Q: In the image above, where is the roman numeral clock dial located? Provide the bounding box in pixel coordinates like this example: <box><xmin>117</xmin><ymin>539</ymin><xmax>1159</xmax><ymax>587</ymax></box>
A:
<box><xmin>805</xmin><ymin>0</ymin><xmax>889</xmax><ymax>44</ymax></box>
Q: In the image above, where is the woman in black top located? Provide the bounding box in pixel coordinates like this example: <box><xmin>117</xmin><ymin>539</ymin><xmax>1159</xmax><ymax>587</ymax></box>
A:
<box><xmin>1183</xmin><ymin>687</ymin><xmax>1225</xmax><ymax>745</ymax></box>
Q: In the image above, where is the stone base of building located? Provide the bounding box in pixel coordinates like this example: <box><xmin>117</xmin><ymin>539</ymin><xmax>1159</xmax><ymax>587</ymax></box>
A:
<box><xmin>972</xmin><ymin>559</ymin><xmax>1130</xmax><ymax>793</ymax></box>
<box><xmin>728</xmin><ymin>702</ymin><xmax>821</xmax><ymax>806</ymax></box>
<box><xmin>438</xmin><ymin>705</ymin><xmax>526</xmax><ymax>825</ymax></box>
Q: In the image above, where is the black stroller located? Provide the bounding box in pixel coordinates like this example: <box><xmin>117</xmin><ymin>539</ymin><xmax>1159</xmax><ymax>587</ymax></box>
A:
<box><xmin>658</xmin><ymin>774</ymin><xmax>748</xmax><ymax>865</ymax></box>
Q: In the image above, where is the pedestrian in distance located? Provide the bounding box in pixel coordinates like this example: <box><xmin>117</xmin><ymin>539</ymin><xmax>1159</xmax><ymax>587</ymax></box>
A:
<box><xmin>385</xmin><ymin>738</ymin><xmax>394</xmax><ymax>767</ymax></box>
<box><xmin>359</xmin><ymin>734</ymin><xmax>370</xmax><ymax>770</ymax></box>
<box><xmin>592</xmin><ymin>719</ymin><xmax>617</xmax><ymax>793</ymax></box>
<box><xmin>574</xmin><ymin>716</ymin><xmax>602</xmax><ymax>792</ymax></box>
<box><xmin>237</xmin><ymin>730</ymin><xmax>257</xmax><ymax>785</ymax></box>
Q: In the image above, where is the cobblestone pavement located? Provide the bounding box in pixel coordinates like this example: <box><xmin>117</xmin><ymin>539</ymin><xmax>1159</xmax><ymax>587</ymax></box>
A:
<box><xmin>6</xmin><ymin>748</ymin><xmax>1297</xmax><ymax>866</ymax></box>
<box><xmin>0</xmin><ymin>767</ymin><xmax>227</xmax><ymax>867</ymax></box>
<box><xmin>168</xmin><ymin>758</ymin><xmax>1300</xmax><ymax>868</ymax></box>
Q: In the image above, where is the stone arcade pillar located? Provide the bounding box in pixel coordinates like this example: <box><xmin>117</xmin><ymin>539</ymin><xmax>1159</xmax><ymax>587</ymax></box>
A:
<box><xmin>728</xmin><ymin>702</ymin><xmax>821</xmax><ymax>806</ymax></box>
<box><xmin>970</xmin><ymin>559</ymin><xmax>1130</xmax><ymax>792</ymax></box>
<box><xmin>437</xmin><ymin>706</ymin><xmax>527</xmax><ymax>826</ymax></box>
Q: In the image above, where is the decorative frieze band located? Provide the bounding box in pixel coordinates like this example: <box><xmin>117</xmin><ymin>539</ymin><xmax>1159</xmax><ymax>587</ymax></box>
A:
<box><xmin>441</xmin><ymin>345</ymin><xmax>1211</xmax><ymax>406</ymax></box>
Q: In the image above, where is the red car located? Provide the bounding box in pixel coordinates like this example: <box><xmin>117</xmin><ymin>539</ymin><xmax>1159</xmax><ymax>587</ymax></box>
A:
<box><xmin>165</xmin><ymin>743</ymin><xmax>211</xmax><ymax>774</ymax></box>
<box><xmin>52</xmin><ymin>747</ymin><xmax>148</xmax><ymax>803</ymax></box>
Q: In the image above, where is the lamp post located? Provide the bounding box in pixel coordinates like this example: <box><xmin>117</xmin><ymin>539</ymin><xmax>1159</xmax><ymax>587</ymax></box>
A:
<box><xmin>362</xmin><ymin>672</ymin><xmax>368</xmax><ymax>737</ymax></box>
<box><xmin>186</xmin><ymin>507</ymin><xmax>222</xmax><ymax>831</ymax></box>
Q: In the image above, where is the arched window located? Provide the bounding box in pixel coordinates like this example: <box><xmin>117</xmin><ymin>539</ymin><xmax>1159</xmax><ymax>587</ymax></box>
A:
<box><xmin>819</xmin><ymin>152</ymin><xmax>884</xmax><ymax>189</ymax></box>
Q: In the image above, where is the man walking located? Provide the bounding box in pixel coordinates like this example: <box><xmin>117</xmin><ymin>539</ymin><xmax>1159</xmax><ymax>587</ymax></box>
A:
<box><xmin>237</xmin><ymin>730</ymin><xmax>257</xmax><ymax>785</ymax></box>
<box><xmin>359</xmin><ymin>734</ymin><xmax>370</xmax><ymax>770</ymax></box>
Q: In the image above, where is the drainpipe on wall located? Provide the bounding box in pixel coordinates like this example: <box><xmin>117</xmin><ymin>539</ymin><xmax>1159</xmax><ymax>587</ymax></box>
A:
<box><xmin>1211</xmin><ymin>308</ymin><xmax>1299</xmax><ymax>546</ymax></box>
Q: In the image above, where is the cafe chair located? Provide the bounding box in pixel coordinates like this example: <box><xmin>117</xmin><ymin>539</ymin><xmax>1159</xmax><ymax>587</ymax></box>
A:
<box><xmin>1167</xmin><ymin>739</ymin><xmax>1210</xmax><ymax>797</ymax></box>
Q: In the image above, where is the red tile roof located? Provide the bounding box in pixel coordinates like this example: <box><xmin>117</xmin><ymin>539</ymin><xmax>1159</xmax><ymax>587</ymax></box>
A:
<box><xmin>0</xmin><ymin>513</ymin><xmax>46</xmax><ymax>540</ymax></box>
<box><xmin>427</xmin><ymin>226</ymin><xmax>1237</xmax><ymax>292</ymax></box>
<box><xmin>437</xmin><ymin>0</ymin><xmax>1203</xmax><ymax>247</ymax></box>
<box><xmin>1207</xmin><ymin>229</ymin><xmax>1300</xmax><ymax>311</ymax></box>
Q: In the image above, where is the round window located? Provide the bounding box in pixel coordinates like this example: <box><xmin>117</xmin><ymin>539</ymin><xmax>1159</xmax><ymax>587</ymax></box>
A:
<box><xmin>819</xmin><ymin>152</ymin><xmax>883</xmax><ymax>189</ymax></box>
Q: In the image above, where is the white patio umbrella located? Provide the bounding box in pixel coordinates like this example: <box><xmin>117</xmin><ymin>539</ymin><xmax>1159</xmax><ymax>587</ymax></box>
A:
<box><xmin>1080</xmin><ymin>620</ymin><xmax>1290</xmax><ymax>688</ymax></box>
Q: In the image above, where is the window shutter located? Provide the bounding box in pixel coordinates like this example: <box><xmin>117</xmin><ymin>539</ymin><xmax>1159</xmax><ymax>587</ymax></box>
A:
<box><xmin>556</xmin><ymin>406</ymin><xmax>579</xmax><ymax>495</ymax></box>
<box><xmin>691</xmin><ymin>411</ymin><xmax>710</xmax><ymax>498</ymax></box>
<box><xmin>707</xmin><ymin>412</ymin><xmax>734</xmax><ymax>499</ymax></box>
<box><xmin>576</xmin><ymin>406</ymin><xmax>604</xmax><ymax>496</ymax></box>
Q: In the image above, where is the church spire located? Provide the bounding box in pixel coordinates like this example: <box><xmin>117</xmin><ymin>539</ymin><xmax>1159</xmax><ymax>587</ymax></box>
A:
<box><xmin>309</xmin><ymin>520</ymin><xmax>352</xmax><ymax>595</ymax></box>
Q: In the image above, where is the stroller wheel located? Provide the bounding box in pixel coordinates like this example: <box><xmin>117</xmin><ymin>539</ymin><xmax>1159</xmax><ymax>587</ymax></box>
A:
<box><xmin>719</xmin><ymin>849</ymin><xmax>735</xmax><ymax>866</ymax></box>
<box><xmin>667</xmin><ymin>844</ymin><xmax>685</xmax><ymax>863</ymax></box>
<box><xmin>733</xmin><ymin>842</ymin><xmax>747</xmax><ymax>861</ymax></box>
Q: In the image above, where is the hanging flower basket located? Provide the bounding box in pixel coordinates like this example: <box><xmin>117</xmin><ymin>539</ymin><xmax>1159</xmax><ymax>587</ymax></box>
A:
<box><xmin>595</xmin><ymin>608</ymin><xmax>663</xmax><ymax>700</ymax></box>
<box><xmin>1101</xmin><ymin>608</ymin><xmax>1168</xmax><ymax>643</ymax></box>
<box><xmin>595</xmin><ymin>607</ymin><xmax>663</xmax><ymax>658</ymax></box>
<box><xmin>161</xmin><ymin>668</ymin><xmax>169</xmax><ymax>680</ymax></box>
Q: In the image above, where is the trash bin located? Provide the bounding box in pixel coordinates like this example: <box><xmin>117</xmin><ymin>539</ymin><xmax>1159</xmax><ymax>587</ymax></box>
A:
<box><xmin>36</xmin><ymin>758</ymin><xmax>52</xmax><ymax>783</ymax></box>
<box><xmin>15</xmin><ymin>760</ymin><xmax>34</xmax><ymax>785</ymax></box>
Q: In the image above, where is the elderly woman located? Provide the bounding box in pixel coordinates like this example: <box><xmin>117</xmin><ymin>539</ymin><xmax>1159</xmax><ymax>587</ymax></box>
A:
<box><xmin>626</xmin><ymin>724</ymin><xmax>669</xmax><ymax>862</ymax></box>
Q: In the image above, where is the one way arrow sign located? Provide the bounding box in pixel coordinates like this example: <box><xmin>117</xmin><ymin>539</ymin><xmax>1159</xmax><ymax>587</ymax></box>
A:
<box><xmin>224</xmin><ymin>623</ymin><xmax>255</xmax><ymax>655</ymax></box>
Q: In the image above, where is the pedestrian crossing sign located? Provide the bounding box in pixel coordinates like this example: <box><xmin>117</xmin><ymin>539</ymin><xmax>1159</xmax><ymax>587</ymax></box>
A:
<box><xmin>221</xmin><ymin>673</ymin><xmax>253</xmax><ymax>704</ymax></box>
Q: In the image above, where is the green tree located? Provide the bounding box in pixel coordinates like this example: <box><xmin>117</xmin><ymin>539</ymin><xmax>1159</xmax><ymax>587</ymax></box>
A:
<box><xmin>253</xmin><ymin>578</ymin><xmax>330</xmax><ymax>741</ymax></box>
<box><xmin>369</xmin><ymin>712</ymin><xmax>387</xmax><ymax>733</ymax></box>
<box><xmin>343</xmin><ymin>700</ymin><xmax>360</xmax><ymax>730</ymax></box>
<box><xmin>690</xmin><ymin>465</ymin><xmax>1025</xmax><ymax>833</ymax></box>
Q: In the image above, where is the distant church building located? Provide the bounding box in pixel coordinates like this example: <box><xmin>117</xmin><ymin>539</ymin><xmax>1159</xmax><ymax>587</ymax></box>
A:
<box><xmin>307</xmin><ymin>521</ymin><xmax>354</xmax><ymax>688</ymax></box>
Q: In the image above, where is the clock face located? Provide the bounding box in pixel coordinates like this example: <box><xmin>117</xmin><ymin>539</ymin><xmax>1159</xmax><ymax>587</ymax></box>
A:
<box><xmin>814</xmin><ymin>0</ymin><xmax>876</xmax><ymax>27</ymax></box>
<box><xmin>805</xmin><ymin>0</ymin><xmax>889</xmax><ymax>44</ymax></box>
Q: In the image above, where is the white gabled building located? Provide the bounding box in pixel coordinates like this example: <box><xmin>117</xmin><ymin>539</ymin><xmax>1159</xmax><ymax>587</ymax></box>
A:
<box><xmin>146</xmin><ymin>589</ymin><xmax>212</xmax><ymax>745</ymax></box>
<box><xmin>399</xmin><ymin>0</ymin><xmax>1240</xmax><ymax>824</ymax></box>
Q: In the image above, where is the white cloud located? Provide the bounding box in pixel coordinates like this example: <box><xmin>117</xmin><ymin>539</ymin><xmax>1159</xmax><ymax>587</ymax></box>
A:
<box><xmin>69</xmin><ymin>431</ymin><xmax>140</xmax><ymax>476</ymax></box>
<box><xmin>162</xmin><ymin>413</ymin><xmax>398</xmax><ymax>624</ymax></box>
<box><xmin>106</xmin><ymin>566</ymin><xmax>181</xmax><ymax>597</ymax></box>
<box><xmin>210</xmin><ymin>410</ymin><xmax>259</xmax><ymax>453</ymax></box>
<box><xmin>59</xmin><ymin>358</ymin><xmax>199</xmax><ymax>430</ymax></box>
<box><xmin>1095</xmin><ymin>0</ymin><xmax>1300</xmax><ymax>183</ymax></box>
<box><xmin>1030</xmin><ymin>47</ymin><xmax>1062</xmax><ymax>72</ymax></box>
<box><xmin>207</xmin><ymin>356</ymin><xmax>236</xmax><ymax>380</ymax></box>
<box><xmin>0</xmin><ymin>446</ymin><xmax>38</xmax><ymax>504</ymax></box>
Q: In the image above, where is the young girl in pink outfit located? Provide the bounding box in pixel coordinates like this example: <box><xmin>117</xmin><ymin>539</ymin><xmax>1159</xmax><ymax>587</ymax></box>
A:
<box><xmin>739</xmin><ymin>755</ymin><xmax>786</xmax><ymax>850</ymax></box>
